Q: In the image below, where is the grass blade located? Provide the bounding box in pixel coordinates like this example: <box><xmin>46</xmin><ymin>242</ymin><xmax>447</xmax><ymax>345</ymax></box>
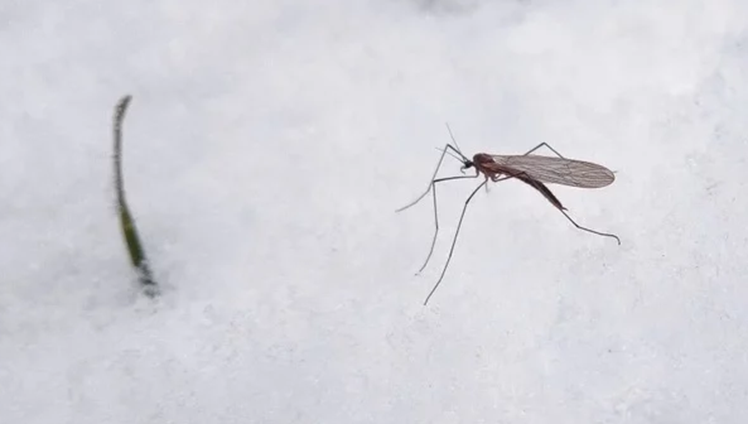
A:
<box><xmin>113</xmin><ymin>94</ymin><xmax>158</xmax><ymax>297</ymax></box>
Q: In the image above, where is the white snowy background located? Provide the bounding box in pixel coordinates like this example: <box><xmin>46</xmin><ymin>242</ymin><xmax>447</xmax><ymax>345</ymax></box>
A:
<box><xmin>2</xmin><ymin>0</ymin><xmax>748</xmax><ymax>422</ymax></box>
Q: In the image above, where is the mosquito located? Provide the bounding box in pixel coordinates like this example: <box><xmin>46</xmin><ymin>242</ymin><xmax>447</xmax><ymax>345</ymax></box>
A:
<box><xmin>397</xmin><ymin>125</ymin><xmax>621</xmax><ymax>305</ymax></box>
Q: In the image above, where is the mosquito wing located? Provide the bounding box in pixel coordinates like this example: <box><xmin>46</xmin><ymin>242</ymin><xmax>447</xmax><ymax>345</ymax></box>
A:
<box><xmin>490</xmin><ymin>155</ymin><xmax>615</xmax><ymax>188</ymax></box>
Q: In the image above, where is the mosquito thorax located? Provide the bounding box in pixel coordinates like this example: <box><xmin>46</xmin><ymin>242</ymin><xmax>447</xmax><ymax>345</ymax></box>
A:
<box><xmin>473</xmin><ymin>153</ymin><xmax>493</xmax><ymax>163</ymax></box>
<box><xmin>472</xmin><ymin>153</ymin><xmax>494</xmax><ymax>168</ymax></box>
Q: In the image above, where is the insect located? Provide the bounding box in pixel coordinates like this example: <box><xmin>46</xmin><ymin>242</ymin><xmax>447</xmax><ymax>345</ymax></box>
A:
<box><xmin>397</xmin><ymin>125</ymin><xmax>620</xmax><ymax>305</ymax></box>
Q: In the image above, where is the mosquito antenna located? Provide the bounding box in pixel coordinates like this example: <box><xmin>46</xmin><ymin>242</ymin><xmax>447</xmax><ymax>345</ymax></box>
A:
<box><xmin>444</xmin><ymin>123</ymin><xmax>468</xmax><ymax>162</ymax></box>
<box><xmin>435</xmin><ymin>146</ymin><xmax>465</xmax><ymax>164</ymax></box>
<box><xmin>423</xmin><ymin>178</ymin><xmax>487</xmax><ymax>305</ymax></box>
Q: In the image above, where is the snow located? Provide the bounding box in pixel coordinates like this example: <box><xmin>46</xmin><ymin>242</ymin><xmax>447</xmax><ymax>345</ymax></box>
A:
<box><xmin>2</xmin><ymin>0</ymin><xmax>748</xmax><ymax>422</ymax></box>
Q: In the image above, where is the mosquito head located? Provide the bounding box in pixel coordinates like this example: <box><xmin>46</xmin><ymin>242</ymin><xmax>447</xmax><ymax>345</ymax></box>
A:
<box><xmin>460</xmin><ymin>159</ymin><xmax>474</xmax><ymax>174</ymax></box>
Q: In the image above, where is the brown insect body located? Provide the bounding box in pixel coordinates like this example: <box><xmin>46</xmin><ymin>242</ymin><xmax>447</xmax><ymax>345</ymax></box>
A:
<box><xmin>397</xmin><ymin>127</ymin><xmax>620</xmax><ymax>305</ymax></box>
<box><xmin>469</xmin><ymin>153</ymin><xmax>566</xmax><ymax>211</ymax></box>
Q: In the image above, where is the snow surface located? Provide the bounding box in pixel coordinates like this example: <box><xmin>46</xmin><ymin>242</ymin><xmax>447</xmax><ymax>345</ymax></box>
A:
<box><xmin>2</xmin><ymin>0</ymin><xmax>748</xmax><ymax>422</ymax></box>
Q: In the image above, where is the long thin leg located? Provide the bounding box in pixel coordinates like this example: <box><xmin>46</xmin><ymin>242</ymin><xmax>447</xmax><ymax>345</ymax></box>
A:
<box><xmin>396</xmin><ymin>141</ymin><xmax>477</xmax><ymax>274</ymax></box>
<box><xmin>494</xmin><ymin>172</ymin><xmax>620</xmax><ymax>244</ymax></box>
<box><xmin>424</xmin><ymin>179</ymin><xmax>488</xmax><ymax>305</ymax></box>
<box><xmin>396</xmin><ymin>145</ymin><xmax>449</xmax><ymax>213</ymax></box>
<box><xmin>396</xmin><ymin>144</ymin><xmax>468</xmax><ymax>213</ymax></box>
<box><xmin>560</xmin><ymin>209</ymin><xmax>621</xmax><ymax>245</ymax></box>
<box><xmin>513</xmin><ymin>145</ymin><xmax>622</xmax><ymax>244</ymax></box>
<box><xmin>417</xmin><ymin>173</ymin><xmax>478</xmax><ymax>274</ymax></box>
<box><xmin>523</xmin><ymin>142</ymin><xmax>566</xmax><ymax>158</ymax></box>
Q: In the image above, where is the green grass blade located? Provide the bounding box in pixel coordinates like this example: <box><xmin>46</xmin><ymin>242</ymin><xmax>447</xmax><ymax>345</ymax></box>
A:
<box><xmin>113</xmin><ymin>95</ymin><xmax>158</xmax><ymax>297</ymax></box>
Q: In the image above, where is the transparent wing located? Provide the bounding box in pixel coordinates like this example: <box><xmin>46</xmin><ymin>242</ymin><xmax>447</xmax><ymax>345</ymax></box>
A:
<box><xmin>490</xmin><ymin>155</ymin><xmax>615</xmax><ymax>188</ymax></box>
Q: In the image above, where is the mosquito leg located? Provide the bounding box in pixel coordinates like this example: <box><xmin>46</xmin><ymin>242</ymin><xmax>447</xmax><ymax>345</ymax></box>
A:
<box><xmin>396</xmin><ymin>145</ymin><xmax>449</xmax><ymax>213</ymax></box>
<box><xmin>559</xmin><ymin>209</ymin><xmax>621</xmax><ymax>245</ymax></box>
<box><xmin>493</xmin><ymin>172</ymin><xmax>620</xmax><ymax>245</ymax></box>
<box><xmin>523</xmin><ymin>142</ymin><xmax>566</xmax><ymax>158</ymax></box>
<box><xmin>423</xmin><ymin>179</ymin><xmax>488</xmax><ymax>305</ymax></box>
<box><xmin>396</xmin><ymin>144</ymin><xmax>468</xmax><ymax>212</ymax></box>
<box><xmin>417</xmin><ymin>173</ymin><xmax>478</xmax><ymax>274</ymax></box>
